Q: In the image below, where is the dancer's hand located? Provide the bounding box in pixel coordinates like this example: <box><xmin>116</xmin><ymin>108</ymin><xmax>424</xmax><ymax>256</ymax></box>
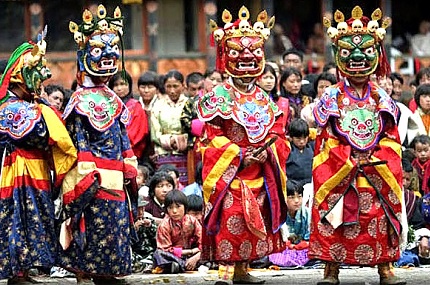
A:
<box><xmin>252</xmin><ymin>149</ymin><xmax>267</xmax><ymax>163</ymax></box>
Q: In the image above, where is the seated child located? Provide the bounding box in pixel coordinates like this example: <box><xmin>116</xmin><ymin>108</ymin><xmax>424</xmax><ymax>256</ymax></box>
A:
<box><xmin>153</xmin><ymin>190</ymin><xmax>202</xmax><ymax>273</ymax></box>
<box><xmin>131</xmin><ymin>171</ymin><xmax>175</xmax><ymax>273</ymax></box>
<box><xmin>269</xmin><ymin>182</ymin><xmax>310</xmax><ymax>267</ymax></box>
<box><xmin>143</xmin><ymin>171</ymin><xmax>175</xmax><ymax>225</ymax></box>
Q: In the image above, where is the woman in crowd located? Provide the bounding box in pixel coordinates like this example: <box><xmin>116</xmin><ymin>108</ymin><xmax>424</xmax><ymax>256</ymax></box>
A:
<box><xmin>203</xmin><ymin>69</ymin><xmax>223</xmax><ymax>93</ymax></box>
<box><xmin>379</xmin><ymin>74</ymin><xmax>420</xmax><ymax>148</ymax></box>
<box><xmin>280</xmin><ymin>67</ymin><xmax>311</xmax><ymax>118</ymax></box>
<box><xmin>151</xmin><ymin>69</ymin><xmax>189</xmax><ymax>186</ymax></box>
<box><xmin>300</xmin><ymin>71</ymin><xmax>337</xmax><ymax>128</ymax></box>
<box><xmin>138</xmin><ymin>71</ymin><xmax>161</xmax><ymax>111</ymax></box>
<box><xmin>109</xmin><ymin>71</ymin><xmax>150</xmax><ymax>163</ymax></box>
<box><xmin>257</xmin><ymin>63</ymin><xmax>291</xmax><ymax>135</ymax></box>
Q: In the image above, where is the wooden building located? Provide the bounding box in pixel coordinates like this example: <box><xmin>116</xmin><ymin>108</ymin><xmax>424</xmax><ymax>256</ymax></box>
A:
<box><xmin>0</xmin><ymin>0</ymin><xmax>428</xmax><ymax>92</ymax></box>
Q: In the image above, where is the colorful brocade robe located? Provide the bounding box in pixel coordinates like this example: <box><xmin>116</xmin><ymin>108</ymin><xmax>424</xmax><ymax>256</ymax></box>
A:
<box><xmin>59</xmin><ymin>84</ymin><xmax>138</xmax><ymax>276</ymax></box>
<box><xmin>309</xmin><ymin>80</ymin><xmax>404</xmax><ymax>265</ymax></box>
<box><xmin>196</xmin><ymin>82</ymin><xmax>290</xmax><ymax>262</ymax></box>
<box><xmin>0</xmin><ymin>94</ymin><xmax>77</xmax><ymax>279</ymax></box>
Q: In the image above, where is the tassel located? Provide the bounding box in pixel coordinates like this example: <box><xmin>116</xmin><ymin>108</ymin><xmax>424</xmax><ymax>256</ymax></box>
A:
<box><xmin>119</xmin><ymin>32</ymin><xmax>127</xmax><ymax>81</ymax></box>
<box><xmin>376</xmin><ymin>44</ymin><xmax>391</xmax><ymax>78</ymax></box>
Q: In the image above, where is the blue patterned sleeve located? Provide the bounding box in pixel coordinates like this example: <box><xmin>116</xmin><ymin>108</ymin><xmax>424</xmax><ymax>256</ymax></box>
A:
<box><xmin>66</xmin><ymin>114</ymin><xmax>90</xmax><ymax>152</ymax></box>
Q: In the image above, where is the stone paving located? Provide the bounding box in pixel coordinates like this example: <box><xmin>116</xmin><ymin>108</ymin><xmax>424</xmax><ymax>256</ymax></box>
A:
<box><xmin>1</xmin><ymin>266</ymin><xmax>428</xmax><ymax>285</ymax></box>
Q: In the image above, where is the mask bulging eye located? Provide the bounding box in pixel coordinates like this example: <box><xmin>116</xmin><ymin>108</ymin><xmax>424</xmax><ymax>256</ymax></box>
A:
<box><xmin>364</xmin><ymin>47</ymin><xmax>375</xmax><ymax>56</ymax></box>
<box><xmin>90</xmin><ymin>47</ymin><xmax>102</xmax><ymax>57</ymax></box>
<box><xmin>112</xmin><ymin>45</ymin><xmax>120</xmax><ymax>54</ymax></box>
<box><xmin>253</xmin><ymin>48</ymin><xmax>263</xmax><ymax>57</ymax></box>
<box><xmin>340</xmin><ymin>48</ymin><xmax>350</xmax><ymax>57</ymax></box>
<box><xmin>229</xmin><ymin>50</ymin><xmax>239</xmax><ymax>58</ymax></box>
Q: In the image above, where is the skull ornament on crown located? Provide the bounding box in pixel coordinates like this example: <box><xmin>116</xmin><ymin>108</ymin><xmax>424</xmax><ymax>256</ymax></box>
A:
<box><xmin>210</xmin><ymin>6</ymin><xmax>275</xmax><ymax>78</ymax></box>
<box><xmin>69</xmin><ymin>4</ymin><xmax>123</xmax><ymax>81</ymax></box>
<box><xmin>323</xmin><ymin>6</ymin><xmax>391</xmax><ymax>78</ymax></box>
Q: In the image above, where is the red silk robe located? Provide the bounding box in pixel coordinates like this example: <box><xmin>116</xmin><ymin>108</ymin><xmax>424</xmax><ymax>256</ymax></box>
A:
<box><xmin>309</xmin><ymin>80</ymin><xmax>404</xmax><ymax>265</ymax></box>
<box><xmin>196</xmin><ymin>83</ymin><xmax>290</xmax><ymax>262</ymax></box>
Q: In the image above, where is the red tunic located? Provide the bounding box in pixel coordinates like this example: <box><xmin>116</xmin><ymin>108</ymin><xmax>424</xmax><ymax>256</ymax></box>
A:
<box><xmin>125</xmin><ymin>98</ymin><xmax>149</xmax><ymax>159</ymax></box>
<box><xmin>309</xmin><ymin>81</ymin><xmax>403</xmax><ymax>265</ymax></box>
<box><xmin>196</xmin><ymin>83</ymin><xmax>290</xmax><ymax>262</ymax></box>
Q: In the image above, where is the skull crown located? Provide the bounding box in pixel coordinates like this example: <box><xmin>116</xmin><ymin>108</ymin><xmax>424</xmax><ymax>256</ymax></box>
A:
<box><xmin>69</xmin><ymin>4</ymin><xmax>123</xmax><ymax>49</ymax></box>
<box><xmin>323</xmin><ymin>5</ymin><xmax>391</xmax><ymax>43</ymax></box>
<box><xmin>209</xmin><ymin>6</ymin><xmax>275</xmax><ymax>45</ymax></box>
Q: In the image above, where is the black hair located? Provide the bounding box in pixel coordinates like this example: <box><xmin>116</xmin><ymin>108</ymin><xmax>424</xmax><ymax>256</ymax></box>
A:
<box><xmin>287</xmin><ymin>181</ymin><xmax>304</xmax><ymax>196</ymax></box>
<box><xmin>300</xmin><ymin>82</ymin><xmax>316</xmax><ymax>99</ymax></box>
<box><xmin>157</xmin><ymin>164</ymin><xmax>180</xmax><ymax>179</ymax></box>
<box><xmin>108</xmin><ymin>71</ymin><xmax>133</xmax><ymax>96</ymax></box>
<box><xmin>45</xmin><ymin>84</ymin><xmax>66</xmax><ymax>96</ymax></box>
<box><xmin>158</xmin><ymin>74</ymin><xmax>166</xmax><ymax>94</ymax></box>
<box><xmin>322</xmin><ymin>61</ymin><xmax>336</xmax><ymax>73</ymax></box>
<box><xmin>195</xmin><ymin>161</ymin><xmax>203</xmax><ymax>186</ymax></box>
<box><xmin>70</xmin><ymin>79</ymin><xmax>78</xmax><ymax>91</ymax></box>
<box><xmin>204</xmin><ymin>69</ymin><xmax>221</xmax><ymax>79</ymax></box>
<box><xmin>141</xmin><ymin>161</ymin><xmax>155</xmax><ymax>177</ymax></box>
<box><xmin>313</xmin><ymin>72</ymin><xmax>337</xmax><ymax>95</ymax></box>
<box><xmin>402</xmin><ymin>148</ymin><xmax>416</xmax><ymax>163</ymax></box>
<box><xmin>62</xmin><ymin>88</ymin><xmax>73</xmax><ymax>111</ymax></box>
<box><xmin>164</xmin><ymin>69</ymin><xmax>184</xmax><ymax>85</ymax></box>
<box><xmin>415</xmin><ymin>67</ymin><xmax>430</xmax><ymax>85</ymax></box>
<box><xmin>137</xmin><ymin>164</ymin><xmax>151</xmax><ymax>183</ymax></box>
<box><xmin>409</xmin><ymin>134</ymin><xmax>430</xmax><ymax>150</ymax></box>
<box><xmin>147</xmin><ymin>171</ymin><xmax>175</xmax><ymax>198</ymax></box>
<box><xmin>0</xmin><ymin>59</ymin><xmax>8</xmax><ymax>75</ymax></box>
<box><xmin>402</xmin><ymin>158</ymin><xmax>413</xmax><ymax>173</ymax></box>
<box><xmin>186</xmin><ymin>72</ymin><xmax>204</xmax><ymax>86</ymax></box>
<box><xmin>137</xmin><ymin>71</ymin><xmax>160</xmax><ymax>89</ymax></box>
<box><xmin>288</xmin><ymin>118</ymin><xmax>309</xmax><ymax>138</ymax></box>
<box><xmin>414</xmin><ymin>83</ymin><xmax>430</xmax><ymax>109</ymax></box>
<box><xmin>409</xmin><ymin>78</ymin><xmax>418</xmax><ymax>88</ymax></box>
<box><xmin>186</xmin><ymin>194</ymin><xmax>203</xmax><ymax>212</ymax></box>
<box><xmin>279</xmin><ymin>67</ymin><xmax>302</xmax><ymax>98</ymax></box>
<box><xmin>390</xmin><ymin>72</ymin><xmax>404</xmax><ymax>85</ymax></box>
<box><xmin>165</xmin><ymin>189</ymin><xmax>188</xmax><ymax>212</ymax></box>
<box><xmin>282</xmin><ymin>47</ymin><xmax>304</xmax><ymax>63</ymax></box>
<box><xmin>303</xmin><ymin>73</ymin><xmax>318</xmax><ymax>87</ymax></box>
<box><xmin>259</xmin><ymin>63</ymin><xmax>279</xmax><ymax>100</ymax></box>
